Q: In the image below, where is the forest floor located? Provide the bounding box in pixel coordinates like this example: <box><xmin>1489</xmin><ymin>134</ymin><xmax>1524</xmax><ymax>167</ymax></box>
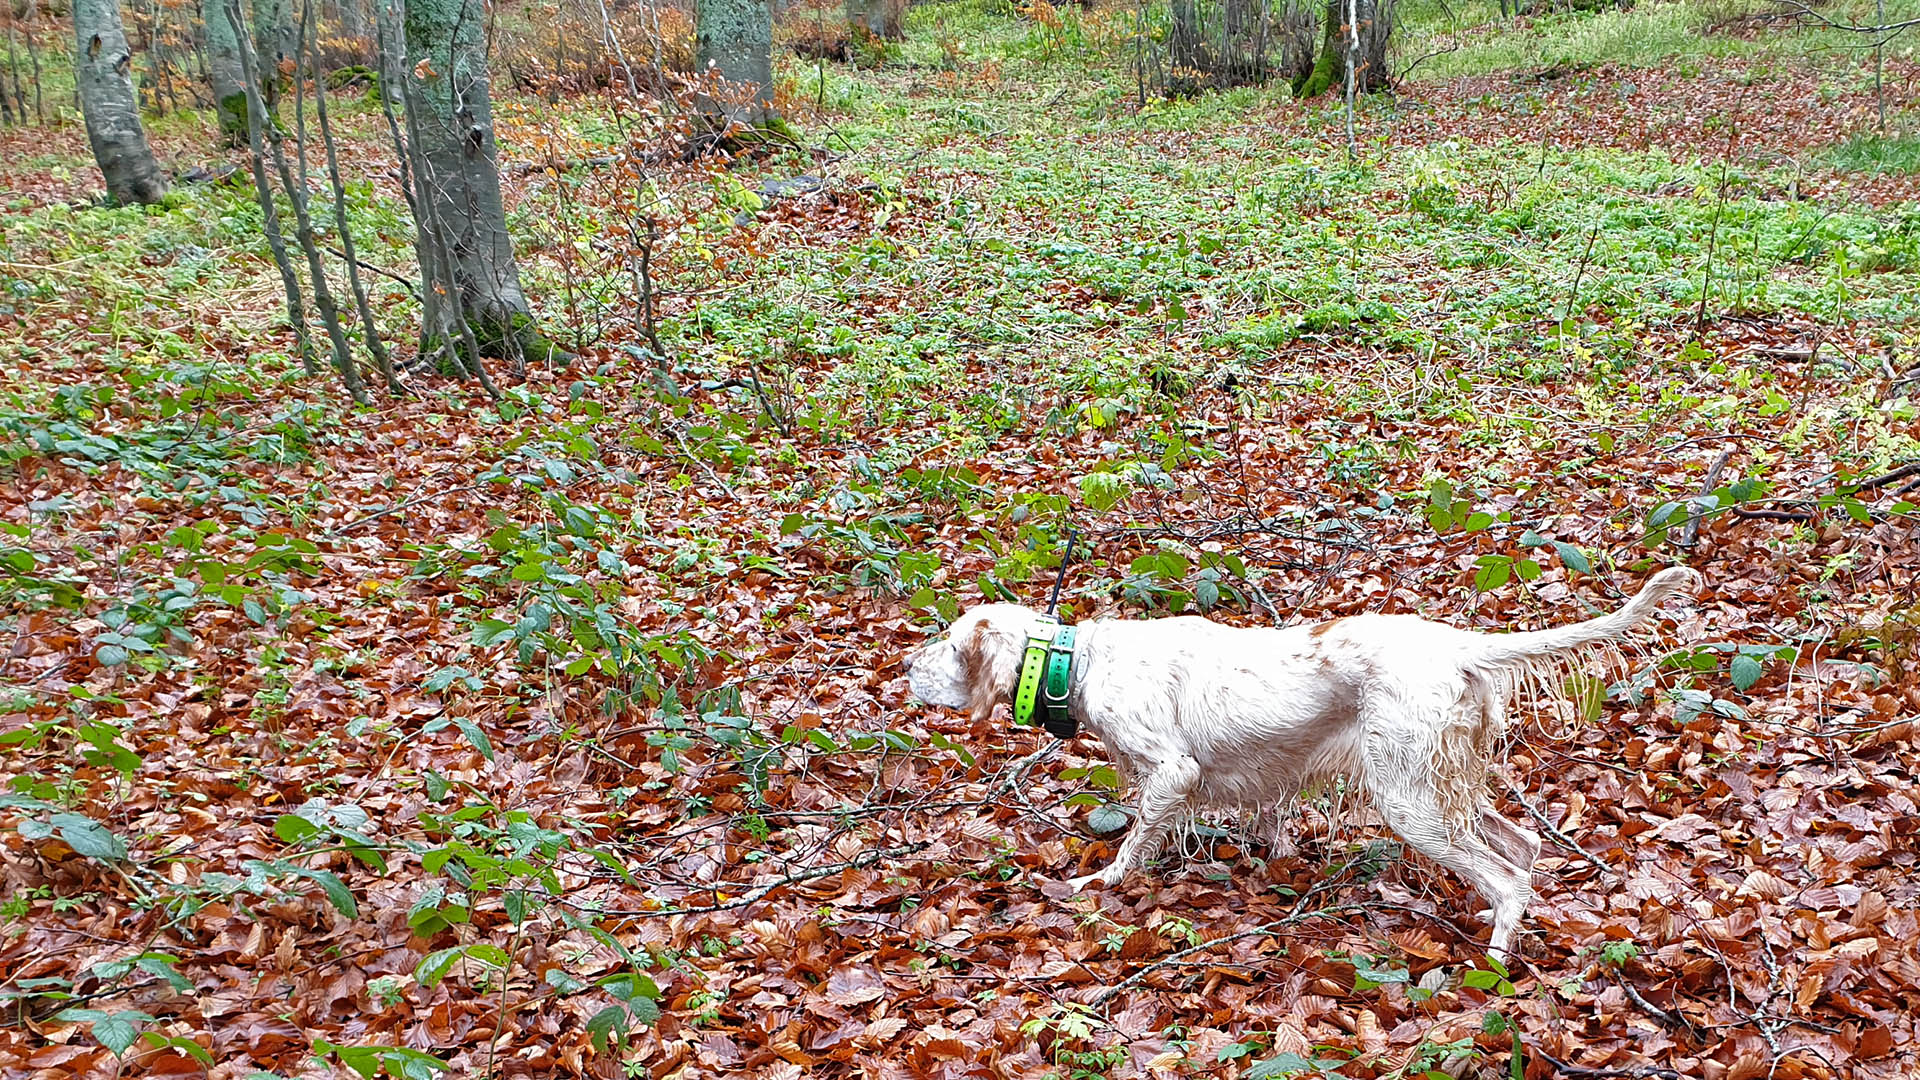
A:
<box><xmin>2</xmin><ymin>2</ymin><xmax>1919</xmax><ymax>1078</ymax></box>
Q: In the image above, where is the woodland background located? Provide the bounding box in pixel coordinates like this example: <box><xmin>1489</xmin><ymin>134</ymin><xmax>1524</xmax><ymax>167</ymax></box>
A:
<box><xmin>0</xmin><ymin>0</ymin><xmax>1918</xmax><ymax>1076</ymax></box>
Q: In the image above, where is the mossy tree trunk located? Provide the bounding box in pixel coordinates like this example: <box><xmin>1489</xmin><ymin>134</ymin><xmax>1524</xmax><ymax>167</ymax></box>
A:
<box><xmin>1294</xmin><ymin>0</ymin><xmax>1389</xmax><ymax>98</ymax></box>
<box><xmin>206</xmin><ymin>0</ymin><xmax>248</xmax><ymax>145</ymax></box>
<box><xmin>252</xmin><ymin>0</ymin><xmax>289</xmax><ymax>107</ymax></box>
<box><xmin>398</xmin><ymin>0</ymin><xmax>561</xmax><ymax>369</ymax></box>
<box><xmin>73</xmin><ymin>0</ymin><xmax>167</xmax><ymax>205</ymax></box>
<box><xmin>696</xmin><ymin>0</ymin><xmax>772</xmax><ymax>127</ymax></box>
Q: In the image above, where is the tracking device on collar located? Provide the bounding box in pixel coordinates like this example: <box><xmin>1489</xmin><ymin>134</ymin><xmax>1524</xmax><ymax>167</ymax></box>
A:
<box><xmin>1013</xmin><ymin>620</ymin><xmax>1078</xmax><ymax>739</ymax></box>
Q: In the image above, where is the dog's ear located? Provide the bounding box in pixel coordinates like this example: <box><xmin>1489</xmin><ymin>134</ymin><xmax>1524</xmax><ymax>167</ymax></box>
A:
<box><xmin>960</xmin><ymin>617</ymin><xmax>1020</xmax><ymax>724</ymax></box>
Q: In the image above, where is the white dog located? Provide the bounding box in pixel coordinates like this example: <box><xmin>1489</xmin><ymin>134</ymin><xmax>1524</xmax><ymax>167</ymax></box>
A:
<box><xmin>907</xmin><ymin>567</ymin><xmax>1702</xmax><ymax>960</ymax></box>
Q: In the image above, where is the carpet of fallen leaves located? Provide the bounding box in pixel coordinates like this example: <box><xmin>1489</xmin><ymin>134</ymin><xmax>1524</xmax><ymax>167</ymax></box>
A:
<box><xmin>2</xmin><ymin>28</ymin><xmax>1919</xmax><ymax>1080</ymax></box>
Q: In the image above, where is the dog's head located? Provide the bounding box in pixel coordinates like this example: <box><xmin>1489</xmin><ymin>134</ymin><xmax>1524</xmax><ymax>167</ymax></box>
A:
<box><xmin>905</xmin><ymin>604</ymin><xmax>1044</xmax><ymax>723</ymax></box>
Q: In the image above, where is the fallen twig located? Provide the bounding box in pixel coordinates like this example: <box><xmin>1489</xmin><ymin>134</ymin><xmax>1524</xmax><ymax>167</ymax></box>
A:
<box><xmin>1848</xmin><ymin>460</ymin><xmax>1920</xmax><ymax>492</ymax></box>
<box><xmin>1503</xmin><ymin>780</ymin><xmax>1611</xmax><ymax>875</ymax></box>
<box><xmin>590</xmin><ymin>841</ymin><xmax>931</xmax><ymax>918</ymax></box>
<box><xmin>324</xmin><ymin>245</ymin><xmax>419</xmax><ymax>299</ymax></box>
<box><xmin>1529</xmin><ymin>1048</ymin><xmax>1684</xmax><ymax>1080</ymax></box>
<box><xmin>1679</xmin><ymin>446</ymin><xmax>1734</xmax><ymax>548</ymax></box>
<box><xmin>1614</xmin><ymin>972</ymin><xmax>1704</xmax><ymax>1038</ymax></box>
<box><xmin>328</xmin><ymin>482</ymin><xmax>485</xmax><ymax>535</ymax></box>
<box><xmin>1731</xmin><ymin>507</ymin><xmax>1813</xmax><ymax>522</ymax></box>
<box><xmin>1088</xmin><ymin>903</ymin><xmax>1362</xmax><ymax>1008</ymax></box>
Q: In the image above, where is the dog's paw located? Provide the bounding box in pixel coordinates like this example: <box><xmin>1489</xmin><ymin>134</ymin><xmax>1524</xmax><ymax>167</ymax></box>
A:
<box><xmin>1066</xmin><ymin>871</ymin><xmax>1106</xmax><ymax>892</ymax></box>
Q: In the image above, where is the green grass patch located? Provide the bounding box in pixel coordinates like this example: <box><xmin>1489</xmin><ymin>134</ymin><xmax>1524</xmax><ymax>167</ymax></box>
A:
<box><xmin>1827</xmin><ymin>131</ymin><xmax>1920</xmax><ymax>175</ymax></box>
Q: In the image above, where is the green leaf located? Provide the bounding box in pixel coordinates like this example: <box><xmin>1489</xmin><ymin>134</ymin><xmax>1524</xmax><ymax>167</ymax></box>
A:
<box><xmin>1729</xmin><ymin>653</ymin><xmax>1763</xmax><ymax>692</ymax></box>
<box><xmin>470</xmin><ymin>620</ymin><xmax>514</xmax><ymax>647</ymax></box>
<box><xmin>451</xmin><ymin>717</ymin><xmax>494</xmax><ymax>762</ymax></box>
<box><xmin>1353</xmin><ymin>962</ymin><xmax>1412</xmax><ymax>989</ymax></box>
<box><xmin>1551</xmin><ymin>540</ymin><xmax>1592</xmax><ymax>574</ymax></box>
<box><xmin>586</xmin><ymin>847</ymin><xmax>634</xmax><ymax>884</ymax></box>
<box><xmin>414</xmin><ymin>947</ymin><xmax>464</xmax><ymax>989</ymax></box>
<box><xmin>50</xmin><ymin>813</ymin><xmax>127</xmax><ymax>861</ymax></box>
<box><xmin>424</xmin><ymin>771</ymin><xmax>450</xmax><ymax>801</ymax></box>
<box><xmin>135</xmin><ymin>953</ymin><xmax>193</xmax><ymax>993</ymax></box>
<box><xmin>1473</xmin><ymin>556</ymin><xmax>1512</xmax><ymax>592</ymax></box>
<box><xmin>1464</xmin><ymin>511</ymin><xmax>1494</xmax><ymax>532</ymax></box>
<box><xmin>1248</xmin><ymin>1052</ymin><xmax>1317</xmax><ymax>1079</ymax></box>
<box><xmin>290</xmin><ymin>867</ymin><xmax>358</xmax><ymax>918</ymax></box>
<box><xmin>142</xmin><ymin>1032</ymin><xmax>215</xmax><ymax>1066</ymax></box>
<box><xmin>1086</xmin><ymin>804</ymin><xmax>1131</xmax><ymax>834</ymax></box>
<box><xmin>273</xmin><ymin>813</ymin><xmax>322</xmax><ymax>845</ymax></box>
<box><xmin>599</xmin><ymin>971</ymin><xmax>661</xmax><ymax>1001</ymax></box>
<box><xmin>628</xmin><ymin>996</ymin><xmax>661</xmax><ymax>1025</ymax></box>
<box><xmin>545</xmin><ymin>968</ymin><xmax>588</xmax><ymax>993</ymax></box>
<box><xmin>90</xmin><ymin>1010</ymin><xmax>151</xmax><ymax>1055</ymax></box>
<box><xmin>94</xmin><ymin>643</ymin><xmax>129</xmax><ymax>667</ymax></box>
<box><xmin>378</xmin><ymin>1048</ymin><xmax>449</xmax><ymax>1077</ymax></box>
<box><xmin>1515</xmin><ymin>558</ymin><xmax>1542</xmax><ymax>582</ymax></box>
<box><xmin>463</xmin><ymin>943</ymin><xmax>511</xmax><ymax>969</ymax></box>
<box><xmin>585</xmin><ymin>1004</ymin><xmax>629</xmax><ymax>1054</ymax></box>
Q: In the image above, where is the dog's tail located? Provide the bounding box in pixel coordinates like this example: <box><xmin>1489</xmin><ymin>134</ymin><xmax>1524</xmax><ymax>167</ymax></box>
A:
<box><xmin>1426</xmin><ymin>567</ymin><xmax>1701</xmax><ymax>837</ymax></box>
<box><xmin>1466</xmin><ymin>567</ymin><xmax>1702</xmax><ymax>669</ymax></box>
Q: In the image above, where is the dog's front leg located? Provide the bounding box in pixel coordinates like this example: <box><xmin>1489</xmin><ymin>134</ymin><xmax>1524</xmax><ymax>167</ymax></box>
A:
<box><xmin>1070</xmin><ymin>754</ymin><xmax>1199</xmax><ymax>891</ymax></box>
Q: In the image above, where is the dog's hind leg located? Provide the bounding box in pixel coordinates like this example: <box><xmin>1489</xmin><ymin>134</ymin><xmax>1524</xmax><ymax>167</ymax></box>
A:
<box><xmin>1070</xmin><ymin>753</ymin><xmax>1200</xmax><ymax>891</ymax></box>
<box><xmin>1477</xmin><ymin>806</ymin><xmax>1542</xmax><ymax>880</ymax></box>
<box><xmin>1375</xmin><ymin>789</ymin><xmax>1533</xmax><ymax>963</ymax></box>
<box><xmin>1363</xmin><ymin>721</ymin><xmax>1533</xmax><ymax>963</ymax></box>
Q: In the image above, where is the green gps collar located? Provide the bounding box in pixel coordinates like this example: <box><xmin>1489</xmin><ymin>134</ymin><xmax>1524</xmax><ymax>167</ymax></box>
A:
<box><xmin>1013</xmin><ymin>620</ymin><xmax>1078</xmax><ymax>739</ymax></box>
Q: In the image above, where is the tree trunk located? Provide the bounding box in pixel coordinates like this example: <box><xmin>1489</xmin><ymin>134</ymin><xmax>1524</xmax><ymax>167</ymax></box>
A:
<box><xmin>1295</xmin><ymin>0</ymin><xmax>1389</xmax><ymax>98</ymax></box>
<box><xmin>225</xmin><ymin>0</ymin><xmax>318</xmax><ymax>376</ymax></box>
<box><xmin>845</xmin><ymin>0</ymin><xmax>900</xmax><ymax>41</ymax></box>
<box><xmin>695</xmin><ymin>0</ymin><xmax>771</xmax><ymax>127</ymax></box>
<box><xmin>1222</xmin><ymin>0</ymin><xmax>1263</xmax><ymax>82</ymax></box>
<box><xmin>1168</xmin><ymin>0</ymin><xmax>1203</xmax><ymax>73</ymax></box>
<box><xmin>24</xmin><ymin>16</ymin><xmax>47</xmax><ymax>125</ymax></box>
<box><xmin>253</xmin><ymin>0</ymin><xmax>287</xmax><ymax>108</ymax></box>
<box><xmin>206</xmin><ymin>0</ymin><xmax>248</xmax><ymax>144</ymax></box>
<box><xmin>73</xmin><ymin>0</ymin><xmax>168</xmax><ymax>204</ymax></box>
<box><xmin>400</xmin><ymin>0</ymin><xmax>559</xmax><ymax>366</ymax></box>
